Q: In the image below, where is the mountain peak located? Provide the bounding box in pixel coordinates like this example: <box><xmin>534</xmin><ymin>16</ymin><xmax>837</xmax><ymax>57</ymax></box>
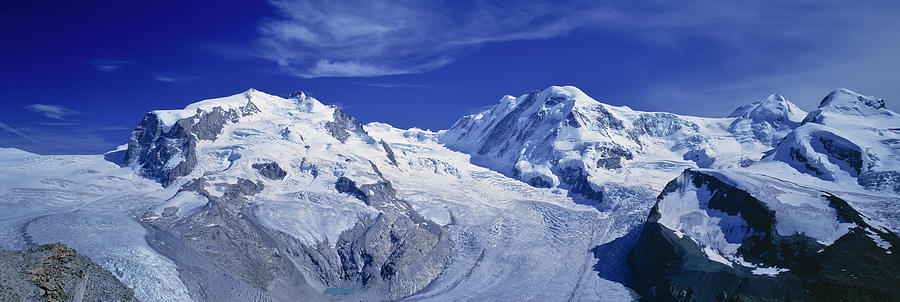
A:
<box><xmin>727</xmin><ymin>93</ymin><xmax>807</xmax><ymax>147</ymax></box>
<box><xmin>536</xmin><ymin>85</ymin><xmax>600</xmax><ymax>108</ymax></box>
<box><xmin>767</xmin><ymin>93</ymin><xmax>786</xmax><ymax>103</ymax></box>
<box><xmin>728</xmin><ymin>93</ymin><xmax>806</xmax><ymax>124</ymax></box>
<box><xmin>288</xmin><ymin>90</ymin><xmax>307</xmax><ymax>99</ymax></box>
<box><xmin>818</xmin><ymin>88</ymin><xmax>887</xmax><ymax>113</ymax></box>
<box><xmin>539</xmin><ymin>85</ymin><xmax>587</xmax><ymax>96</ymax></box>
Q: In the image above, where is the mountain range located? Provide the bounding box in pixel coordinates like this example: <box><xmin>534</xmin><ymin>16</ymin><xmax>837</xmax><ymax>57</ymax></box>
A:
<box><xmin>0</xmin><ymin>86</ymin><xmax>897</xmax><ymax>301</ymax></box>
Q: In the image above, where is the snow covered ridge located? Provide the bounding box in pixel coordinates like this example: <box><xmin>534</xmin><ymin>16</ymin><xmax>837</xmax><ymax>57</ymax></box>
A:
<box><xmin>442</xmin><ymin>86</ymin><xmax>811</xmax><ymax>203</ymax></box>
<box><xmin>632</xmin><ymin>168</ymin><xmax>900</xmax><ymax>301</ymax></box>
<box><xmin>727</xmin><ymin>93</ymin><xmax>807</xmax><ymax>147</ymax></box>
<box><xmin>3</xmin><ymin>85</ymin><xmax>899</xmax><ymax>301</ymax></box>
<box><xmin>654</xmin><ymin>169</ymin><xmax>893</xmax><ymax>267</ymax></box>
<box><xmin>437</xmin><ymin>86</ymin><xmax>900</xmax><ymax>300</ymax></box>
<box><xmin>2</xmin><ymin>86</ymin><xmax>650</xmax><ymax>301</ymax></box>
<box><xmin>761</xmin><ymin>88</ymin><xmax>900</xmax><ymax>192</ymax></box>
<box><xmin>119</xmin><ymin>88</ymin><xmax>355</xmax><ymax>186</ymax></box>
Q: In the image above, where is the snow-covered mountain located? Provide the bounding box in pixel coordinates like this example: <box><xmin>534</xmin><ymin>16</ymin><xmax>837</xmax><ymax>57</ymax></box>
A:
<box><xmin>630</xmin><ymin>88</ymin><xmax>900</xmax><ymax>300</ymax></box>
<box><xmin>633</xmin><ymin>168</ymin><xmax>900</xmax><ymax>300</ymax></box>
<box><xmin>0</xmin><ymin>86</ymin><xmax>897</xmax><ymax>301</ymax></box>
<box><xmin>727</xmin><ymin>93</ymin><xmax>807</xmax><ymax>147</ymax></box>
<box><xmin>441</xmin><ymin>86</ymin><xmax>804</xmax><ymax>202</ymax></box>
<box><xmin>762</xmin><ymin>88</ymin><xmax>900</xmax><ymax>191</ymax></box>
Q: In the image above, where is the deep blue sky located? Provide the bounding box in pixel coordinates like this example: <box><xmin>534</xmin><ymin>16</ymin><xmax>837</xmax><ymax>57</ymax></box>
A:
<box><xmin>2</xmin><ymin>0</ymin><xmax>898</xmax><ymax>154</ymax></box>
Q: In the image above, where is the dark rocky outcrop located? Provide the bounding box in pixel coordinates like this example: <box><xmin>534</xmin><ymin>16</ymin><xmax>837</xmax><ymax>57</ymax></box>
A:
<box><xmin>630</xmin><ymin>170</ymin><xmax>900</xmax><ymax>301</ymax></box>
<box><xmin>595</xmin><ymin>146</ymin><xmax>633</xmax><ymax>170</ymax></box>
<box><xmin>325</xmin><ymin>107</ymin><xmax>367</xmax><ymax>143</ymax></box>
<box><xmin>557</xmin><ymin>166</ymin><xmax>603</xmax><ymax>202</ymax></box>
<box><xmin>123</xmin><ymin>104</ymin><xmax>251</xmax><ymax>186</ymax></box>
<box><xmin>123</xmin><ymin>113</ymin><xmax>198</xmax><ymax>186</ymax></box>
<box><xmin>0</xmin><ymin>243</ymin><xmax>139</xmax><ymax>302</ymax></box>
<box><xmin>476</xmin><ymin>92</ymin><xmax>539</xmax><ymax>155</ymax></box>
<box><xmin>332</xmin><ymin>176</ymin><xmax>451</xmax><ymax>299</ymax></box>
<box><xmin>141</xmin><ymin>178</ymin><xmax>321</xmax><ymax>302</ymax></box>
<box><xmin>380</xmin><ymin>140</ymin><xmax>399</xmax><ymax>167</ymax></box>
<box><xmin>858</xmin><ymin>170</ymin><xmax>900</xmax><ymax>192</ymax></box>
<box><xmin>191</xmin><ymin>107</ymin><xmax>241</xmax><ymax>140</ymax></box>
<box><xmin>252</xmin><ymin>162</ymin><xmax>287</xmax><ymax>180</ymax></box>
<box><xmin>140</xmin><ymin>168</ymin><xmax>450</xmax><ymax>301</ymax></box>
<box><xmin>813</xmin><ymin>135</ymin><xmax>864</xmax><ymax>176</ymax></box>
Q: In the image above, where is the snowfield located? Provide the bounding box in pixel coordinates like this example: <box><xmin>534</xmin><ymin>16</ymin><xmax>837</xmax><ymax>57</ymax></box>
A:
<box><xmin>1</xmin><ymin>86</ymin><xmax>898</xmax><ymax>301</ymax></box>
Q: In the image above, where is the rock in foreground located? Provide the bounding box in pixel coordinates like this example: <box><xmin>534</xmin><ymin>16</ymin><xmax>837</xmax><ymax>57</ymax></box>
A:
<box><xmin>0</xmin><ymin>243</ymin><xmax>139</xmax><ymax>302</ymax></box>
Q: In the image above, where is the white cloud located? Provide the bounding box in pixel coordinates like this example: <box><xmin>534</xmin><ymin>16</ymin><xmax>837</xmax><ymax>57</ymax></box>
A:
<box><xmin>0</xmin><ymin>123</ymin><xmax>129</xmax><ymax>155</ymax></box>
<box><xmin>355</xmin><ymin>82</ymin><xmax>437</xmax><ymax>88</ymax></box>
<box><xmin>252</xmin><ymin>0</ymin><xmax>900</xmax><ymax>115</ymax></box>
<box><xmin>613</xmin><ymin>1</ymin><xmax>900</xmax><ymax>115</ymax></box>
<box><xmin>255</xmin><ymin>0</ymin><xmax>900</xmax><ymax>98</ymax></box>
<box><xmin>256</xmin><ymin>0</ymin><xmax>610</xmax><ymax>78</ymax></box>
<box><xmin>154</xmin><ymin>76</ymin><xmax>177</xmax><ymax>82</ymax></box>
<box><xmin>0</xmin><ymin>121</ymin><xmax>39</xmax><ymax>143</ymax></box>
<box><xmin>154</xmin><ymin>75</ymin><xmax>179</xmax><ymax>82</ymax></box>
<box><xmin>24</xmin><ymin>104</ymin><xmax>80</xmax><ymax>120</ymax></box>
<box><xmin>88</xmin><ymin>59</ymin><xmax>135</xmax><ymax>72</ymax></box>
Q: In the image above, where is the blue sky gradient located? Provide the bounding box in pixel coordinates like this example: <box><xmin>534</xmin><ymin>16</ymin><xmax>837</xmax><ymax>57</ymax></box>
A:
<box><xmin>1</xmin><ymin>0</ymin><xmax>898</xmax><ymax>154</ymax></box>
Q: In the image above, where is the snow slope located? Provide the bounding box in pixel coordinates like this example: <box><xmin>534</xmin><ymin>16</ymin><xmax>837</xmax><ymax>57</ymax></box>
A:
<box><xmin>0</xmin><ymin>149</ymin><xmax>194</xmax><ymax>301</ymax></box>
<box><xmin>727</xmin><ymin>93</ymin><xmax>807</xmax><ymax>147</ymax></box>
<box><xmin>1</xmin><ymin>86</ymin><xmax>898</xmax><ymax>301</ymax></box>
<box><xmin>761</xmin><ymin>88</ymin><xmax>900</xmax><ymax>193</ymax></box>
<box><xmin>440</xmin><ymin>86</ymin><xmax>804</xmax><ymax>200</ymax></box>
<box><xmin>1</xmin><ymin>88</ymin><xmax>646</xmax><ymax>301</ymax></box>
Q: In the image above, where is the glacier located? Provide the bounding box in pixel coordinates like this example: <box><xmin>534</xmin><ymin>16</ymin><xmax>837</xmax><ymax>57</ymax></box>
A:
<box><xmin>0</xmin><ymin>86</ymin><xmax>898</xmax><ymax>301</ymax></box>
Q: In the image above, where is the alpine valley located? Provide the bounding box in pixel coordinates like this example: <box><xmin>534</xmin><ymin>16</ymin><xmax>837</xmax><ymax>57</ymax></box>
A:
<box><xmin>1</xmin><ymin>86</ymin><xmax>898</xmax><ymax>301</ymax></box>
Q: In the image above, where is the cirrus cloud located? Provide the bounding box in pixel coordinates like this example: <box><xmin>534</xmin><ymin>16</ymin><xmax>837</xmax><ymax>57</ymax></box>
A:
<box><xmin>24</xmin><ymin>104</ymin><xmax>81</xmax><ymax>120</ymax></box>
<box><xmin>256</xmin><ymin>0</ymin><xmax>611</xmax><ymax>78</ymax></box>
<box><xmin>88</xmin><ymin>59</ymin><xmax>136</xmax><ymax>72</ymax></box>
<box><xmin>255</xmin><ymin>0</ymin><xmax>900</xmax><ymax>84</ymax></box>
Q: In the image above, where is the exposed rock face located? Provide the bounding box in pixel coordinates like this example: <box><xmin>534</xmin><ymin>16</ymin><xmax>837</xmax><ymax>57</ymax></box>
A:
<box><xmin>123</xmin><ymin>104</ymin><xmax>249</xmax><ymax>186</ymax></box>
<box><xmin>441</xmin><ymin>86</ymin><xmax>801</xmax><ymax>204</ymax></box>
<box><xmin>252</xmin><ymin>162</ymin><xmax>287</xmax><ymax>180</ymax></box>
<box><xmin>141</xmin><ymin>178</ymin><xmax>321</xmax><ymax>302</ymax></box>
<box><xmin>762</xmin><ymin>89</ymin><xmax>899</xmax><ymax>192</ymax></box>
<box><xmin>9</xmin><ymin>86</ymin><xmax>900</xmax><ymax>301</ymax></box>
<box><xmin>630</xmin><ymin>169</ymin><xmax>900</xmax><ymax>301</ymax></box>
<box><xmin>380</xmin><ymin>140</ymin><xmax>399</xmax><ymax>167</ymax></box>
<box><xmin>441</xmin><ymin>87</ymin><xmax>646</xmax><ymax>201</ymax></box>
<box><xmin>124</xmin><ymin>92</ymin><xmax>451</xmax><ymax>300</ymax></box>
<box><xmin>325</xmin><ymin>107</ymin><xmax>367</xmax><ymax>143</ymax></box>
<box><xmin>191</xmin><ymin>107</ymin><xmax>241</xmax><ymax>140</ymax></box>
<box><xmin>0</xmin><ymin>243</ymin><xmax>139</xmax><ymax>302</ymax></box>
<box><xmin>140</xmin><ymin>172</ymin><xmax>450</xmax><ymax>301</ymax></box>
<box><xmin>556</xmin><ymin>166</ymin><xmax>603</xmax><ymax>200</ymax></box>
<box><xmin>596</xmin><ymin>146</ymin><xmax>633</xmax><ymax>170</ymax></box>
<box><xmin>333</xmin><ymin>176</ymin><xmax>451</xmax><ymax>298</ymax></box>
<box><xmin>859</xmin><ymin>170</ymin><xmax>900</xmax><ymax>192</ymax></box>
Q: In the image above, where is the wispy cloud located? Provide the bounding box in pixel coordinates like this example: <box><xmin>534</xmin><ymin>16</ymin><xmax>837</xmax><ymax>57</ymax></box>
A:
<box><xmin>153</xmin><ymin>73</ymin><xmax>191</xmax><ymax>83</ymax></box>
<box><xmin>24</xmin><ymin>104</ymin><xmax>81</xmax><ymax>120</ymax></box>
<box><xmin>0</xmin><ymin>121</ymin><xmax>39</xmax><ymax>143</ymax></box>
<box><xmin>0</xmin><ymin>123</ymin><xmax>130</xmax><ymax>155</ymax></box>
<box><xmin>257</xmin><ymin>0</ymin><xmax>610</xmax><ymax>78</ymax></box>
<box><xmin>253</xmin><ymin>0</ymin><xmax>900</xmax><ymax>115</ymax></box>
<box><xmin>355</xmin><ymin>82</ymin><xmax>438</xmax><ymax>88</ymax></box>
<box><xmin>607</xmin><ymin>1</ymin><xmax>900</xmax><ymax>115</ymax></box>
<box><xmin>154</xmin><ymin>75</ymin><xmax>178</xmax><ymax>82</ymax></box>
<box><xmin>88</xmin><ymin>59</ymin><xmax>136</xmax><ymax>72</ymax></box>
<box><xmin>38</xmin><ymin>122</ymin><xmax>81</xmax><ymax>126</ymax></box>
